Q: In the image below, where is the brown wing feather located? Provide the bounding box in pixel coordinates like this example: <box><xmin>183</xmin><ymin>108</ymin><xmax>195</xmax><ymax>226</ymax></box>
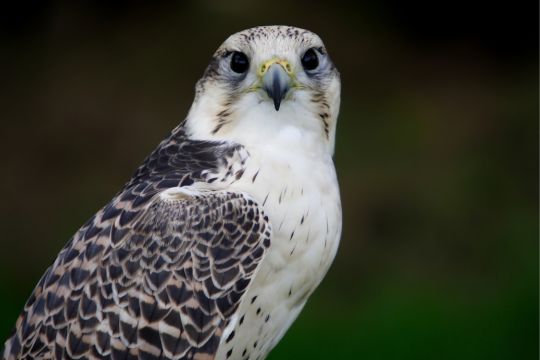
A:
<box><xmin>2</xmin><ymin>188</ymin><xmax>271</xmax><ymax>360</ymax></box>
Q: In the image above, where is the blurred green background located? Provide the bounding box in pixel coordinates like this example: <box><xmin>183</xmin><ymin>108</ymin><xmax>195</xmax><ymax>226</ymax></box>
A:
<box><xmin>0</xmin><ymin>1</ymin><xmax>537</xmax><ymax>359</ymax></box>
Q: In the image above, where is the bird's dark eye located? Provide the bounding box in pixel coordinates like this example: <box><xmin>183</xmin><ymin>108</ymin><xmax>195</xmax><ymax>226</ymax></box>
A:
<box><xmin>301</xmin><ymin>48</ymin><xmax>319</xmax><ymax>71</ymax></box>
<box><xmin>230</xmin><ymin>51</ymin><xmax>249</xmax><ymax>73</ymax></box>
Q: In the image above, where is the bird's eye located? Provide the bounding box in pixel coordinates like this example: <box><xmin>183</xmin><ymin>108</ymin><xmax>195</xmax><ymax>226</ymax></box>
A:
<box><xmin>301</xmin><ymin>48</ymin><xmax>319</xmax><ymax>71</ymax></box>
<box><xmin>230</xmin><ymin>51</ymin><xmax>249</xmax><ymax>73</ymax></box>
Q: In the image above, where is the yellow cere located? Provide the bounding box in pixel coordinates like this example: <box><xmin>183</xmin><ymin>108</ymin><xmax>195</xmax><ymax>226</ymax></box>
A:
<box><xmin>258</xmin><ymin>58</ymin><xmax>294</xmax><ymax>77</ymax></box>
<box><xmin>243</xmin><ymin>58</ymin><xmax>305</xmax><ymax>94</ymax></box>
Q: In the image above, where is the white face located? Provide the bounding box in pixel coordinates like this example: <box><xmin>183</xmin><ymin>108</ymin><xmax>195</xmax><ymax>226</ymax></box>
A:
<box><xmin>185</xmin><ymin>26</ymin><xmax>341</xmax><ymax>154</ymax></box>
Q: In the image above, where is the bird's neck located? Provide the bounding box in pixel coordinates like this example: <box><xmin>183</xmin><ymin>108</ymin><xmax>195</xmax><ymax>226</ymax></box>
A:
<box><xmin>184</xmin><ymin>91</ymin><xmax>335</xmax><ymax>158</ymax></box>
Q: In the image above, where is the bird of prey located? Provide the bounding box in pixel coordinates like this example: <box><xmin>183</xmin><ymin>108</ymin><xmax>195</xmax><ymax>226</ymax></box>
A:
<box><xmin>2</xmin><ymin>25</ymin><xmax>342</xmax><ymax>360</ymax></box>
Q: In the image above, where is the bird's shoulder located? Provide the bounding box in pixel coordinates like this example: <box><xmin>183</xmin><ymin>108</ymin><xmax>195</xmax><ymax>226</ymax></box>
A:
<box><xmin>2</xmin><ymin>128</ymin><xmax>271</xmax><ymax>360</ymax></box>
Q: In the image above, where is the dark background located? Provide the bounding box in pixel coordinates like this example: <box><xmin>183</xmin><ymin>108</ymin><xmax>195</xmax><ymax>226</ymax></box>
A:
<box><xmin>0</xmin><ymin>1</ymin><xmax>537</xmax><ymax>359</ymax></box>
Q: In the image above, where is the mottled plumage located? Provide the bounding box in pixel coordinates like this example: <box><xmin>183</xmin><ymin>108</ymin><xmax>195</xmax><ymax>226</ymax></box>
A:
<box><xmin>3</xmin><ymin>25</ymin><xmax>341</xmax><ymax>360</ymax></box>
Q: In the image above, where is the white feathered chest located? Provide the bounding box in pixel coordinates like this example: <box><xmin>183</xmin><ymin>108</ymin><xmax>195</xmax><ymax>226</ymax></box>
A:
<box><xmin>214</xmin><ymin>128</ymin><xmax>342</xmax><ymax>359</ymax></box>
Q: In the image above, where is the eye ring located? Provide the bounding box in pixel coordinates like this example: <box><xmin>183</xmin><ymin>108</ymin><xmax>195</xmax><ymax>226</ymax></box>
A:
<box><xmin>301</xmin><ymin>48</ymin><xmax>319</xmax><ymax>71</ymax></box>
<box><xmin>230</xmin><ymin>51</ymin><xmax>249</xmax><ymax>73</ymax></box>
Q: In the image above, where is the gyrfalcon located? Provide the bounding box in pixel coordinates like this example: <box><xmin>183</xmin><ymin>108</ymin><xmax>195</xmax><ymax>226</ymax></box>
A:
<box><xmin>3</xmin><ymin>25</ymin><xmax>342</xmax><ymax>360</ymax></box>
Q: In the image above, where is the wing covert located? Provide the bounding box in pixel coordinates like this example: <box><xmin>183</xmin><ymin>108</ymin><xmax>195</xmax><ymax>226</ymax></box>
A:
<box><xmin>3</xmin><ymin>186</ymin><xmax>271</xmax><ymax>360</ymax></box>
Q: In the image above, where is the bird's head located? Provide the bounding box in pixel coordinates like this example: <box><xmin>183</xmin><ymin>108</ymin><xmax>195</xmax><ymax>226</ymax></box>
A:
<box><xmin>184</xmin><ymin>26</ymin><xmax>341</xmax><ymax>154</ymax></box>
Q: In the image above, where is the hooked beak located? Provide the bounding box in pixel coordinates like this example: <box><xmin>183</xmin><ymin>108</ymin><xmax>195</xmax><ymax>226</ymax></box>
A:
<box><xmin>262</xmin><ymin>62</ymin><xmax>292</xmax><ymax>111</ymax></box>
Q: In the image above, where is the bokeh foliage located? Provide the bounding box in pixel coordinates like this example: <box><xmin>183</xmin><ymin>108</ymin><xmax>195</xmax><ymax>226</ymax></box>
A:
<box><xmin>0</xmin><ymin>1</ymin><xmax>537</xmax><ymax>358</ymax></box>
